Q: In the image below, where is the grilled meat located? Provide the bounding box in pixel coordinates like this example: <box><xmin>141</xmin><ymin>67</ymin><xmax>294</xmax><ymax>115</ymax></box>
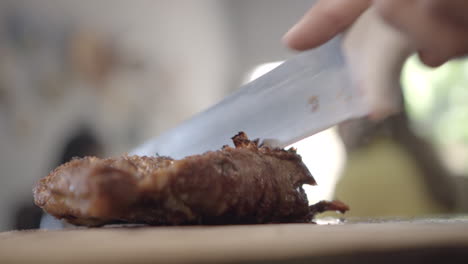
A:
<box><xmin>34</xmin><ymin>132</ymin><xmax>348</xmax><ymax>226</ymax></box>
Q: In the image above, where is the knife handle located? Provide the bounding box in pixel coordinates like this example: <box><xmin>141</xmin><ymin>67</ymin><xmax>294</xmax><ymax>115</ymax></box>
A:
<box><xmin>342</xmin><ymin>7</ymin><xmax>414</xmax><ymax>120</ymax></box>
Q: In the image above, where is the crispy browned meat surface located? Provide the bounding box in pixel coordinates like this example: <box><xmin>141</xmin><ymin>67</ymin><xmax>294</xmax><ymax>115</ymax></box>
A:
<box><xmin>34</xmin><ymin>132</ymin><xmax>348</xmax><ymax>226</ymax></box>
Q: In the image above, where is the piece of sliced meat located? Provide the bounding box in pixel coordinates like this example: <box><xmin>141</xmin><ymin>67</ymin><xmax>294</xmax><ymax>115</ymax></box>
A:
<box><xmin>34</xmin><ymin>132</ymin><xmax>348</xmax><ymax>226</ymax></box>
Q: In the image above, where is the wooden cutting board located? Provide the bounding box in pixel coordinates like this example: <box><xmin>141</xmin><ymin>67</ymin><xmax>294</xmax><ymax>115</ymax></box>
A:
<box><xmin>1</xmin><ymin>219</ymin><xmax>468</xmax><ymax>263</ymax></box>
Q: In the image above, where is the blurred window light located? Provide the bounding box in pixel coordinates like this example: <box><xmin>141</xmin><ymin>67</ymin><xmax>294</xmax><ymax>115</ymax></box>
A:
<box><xmin>288</xmin><ymin>129</ymin><xmax>346</xmax><ymax>204</ymax></box>
<box><xmin>246</xmin><ymin>61</ymin><xmax>284</xmax><ymax>83</ymax></box>
<box><xmin>402</xmin><ymin>56</ymin><xmax>468</xmax><ymax>175</ymax></box>
<box><xmin>247</xmin><ymin>61</ymin><xmax>347</xmax><ymax>204</ymax></box>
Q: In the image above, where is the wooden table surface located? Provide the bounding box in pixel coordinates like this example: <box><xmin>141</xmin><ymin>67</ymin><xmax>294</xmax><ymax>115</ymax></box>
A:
<box><xmin>1</xmin><ymin>218</ymin><xmax>468</xmax><ymax>263</ymax></box>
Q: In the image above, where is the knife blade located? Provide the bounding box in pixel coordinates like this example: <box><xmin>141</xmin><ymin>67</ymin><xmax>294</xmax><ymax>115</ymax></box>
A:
<box><xmin>131</xmin><ymin>36</ymin><xmax>369</xmax><ymax>159</ymax></box>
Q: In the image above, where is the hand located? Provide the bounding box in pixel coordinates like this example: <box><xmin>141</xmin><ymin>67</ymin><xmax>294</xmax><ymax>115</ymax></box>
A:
<box><xmin>283</xmin><ymin>0</ymin><xmax>468</xmax><ymax>67</ymax></box>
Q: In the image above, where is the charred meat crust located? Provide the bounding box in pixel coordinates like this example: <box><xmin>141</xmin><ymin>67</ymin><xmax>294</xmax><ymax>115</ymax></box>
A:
<box><xmin>34</xmin><ymin>132</ymin><xmax>347</xmax><ymax>226</ymax></box>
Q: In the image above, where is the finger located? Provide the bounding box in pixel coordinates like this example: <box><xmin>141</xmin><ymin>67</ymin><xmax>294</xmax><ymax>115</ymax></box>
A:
<box><xmin>373</xmin><ymin>0</ymin><xmax>417</xmax><ymax>32</ymax></box>
<box><xmin>375</xmin><ymin>0</ymin><xmax>468</xmax><ymax>67</ymax></box>
<box><xmin>283</xmin><ymin>0</ymin><xmax>371</xmax><ymax>51</ymax></box>
<box><xmin>417</xmin><ymin>50</ymin><xmax>447</xmax><ymax>68</ymax></box>
<box><xmin>427</xmin><ymin>0</ymin><xmax>468</xmax><ymax>28</ymax></box>
<box><xmin>418</xmin><ymin>46</ymin><xmax>468</xmax><ymax>68</ymax></box>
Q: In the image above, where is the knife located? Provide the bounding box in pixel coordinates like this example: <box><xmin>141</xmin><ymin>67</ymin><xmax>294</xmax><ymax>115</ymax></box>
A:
<box><xmin>131</xmin><ymin>8</ymin><xmax>412</xmax><ymax>159</ymax></box>
<box><xmin>131</xmin><ymin>36</ymin><xmax>366</xmax><ymax>159</ymax></box>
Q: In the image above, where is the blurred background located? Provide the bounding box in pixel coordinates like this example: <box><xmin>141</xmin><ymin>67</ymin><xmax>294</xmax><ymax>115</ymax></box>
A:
<box><xmin>1</xmin><ymin>0</ymin><xmax>468</xmax><ymax>231</ymax></box>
